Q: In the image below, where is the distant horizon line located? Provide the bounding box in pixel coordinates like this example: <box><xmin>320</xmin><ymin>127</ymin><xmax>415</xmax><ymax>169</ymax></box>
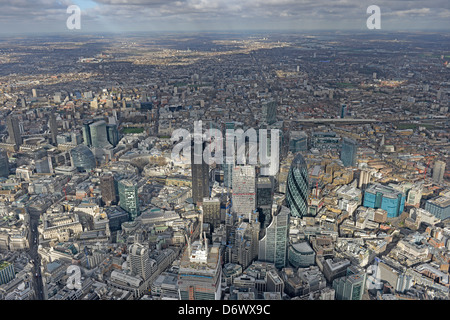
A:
<box><xmin>0</xmin><ymin>28</ymin><xmax>449</xmax><ymax>38</ymax></box>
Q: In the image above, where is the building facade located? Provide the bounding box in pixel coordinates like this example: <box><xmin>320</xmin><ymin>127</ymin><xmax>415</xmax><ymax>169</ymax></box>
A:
<box><xmin>286</xmin><ymin>153</ymin><xmax>309</xmax><ymax>218</ymax></box>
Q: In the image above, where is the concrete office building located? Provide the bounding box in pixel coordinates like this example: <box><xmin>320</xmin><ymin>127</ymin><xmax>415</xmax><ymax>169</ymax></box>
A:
<box><xmin>425</xmin><ymin>196</ymin><xmax>450</xmax><ymax>220</ymax></box>
<box><xmin>432</xmin><ymin>160</ymin><xmax>446</xmax><ymax>184</ymax></box>
<box><xmin>288</xmin><ymin>241</ymin><xmax>316</xmax><ymax>268</ymax></box>
<box><xmin>232</xmin><ymin>165</ymin><xmax>256</xmax><ymax>218</ymax></box>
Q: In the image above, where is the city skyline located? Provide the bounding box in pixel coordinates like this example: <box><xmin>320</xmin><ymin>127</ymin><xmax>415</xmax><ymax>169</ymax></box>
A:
<box><xmin>0</xmin><ymin>0</ymin><xmax>450</xmax><ymax>35</ymax></box>
<box><xmin>0</xmin><ymin>1</ymin><xmax>449</xmax><ymax>304</ymax></box>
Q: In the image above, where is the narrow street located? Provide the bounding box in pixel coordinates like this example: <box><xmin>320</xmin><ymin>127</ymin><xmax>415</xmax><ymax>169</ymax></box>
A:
<box><xmin>27</xmin><ymin>208</ymin><xmax>45</xmax><ymax>300</ymax></box>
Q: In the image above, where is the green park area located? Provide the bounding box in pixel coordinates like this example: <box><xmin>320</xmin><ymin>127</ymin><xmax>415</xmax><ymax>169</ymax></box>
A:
<box><xmin>122</xmin><ymin>127</ymin><xmax>145</xmax><ymax>134</ymax></box>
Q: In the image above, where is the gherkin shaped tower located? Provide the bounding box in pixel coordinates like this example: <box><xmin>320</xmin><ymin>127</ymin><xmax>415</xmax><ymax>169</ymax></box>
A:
<box><xmin>286</xmin><ymin>153</ymin><xmax>309</xmax><ymax>217</ymax></box>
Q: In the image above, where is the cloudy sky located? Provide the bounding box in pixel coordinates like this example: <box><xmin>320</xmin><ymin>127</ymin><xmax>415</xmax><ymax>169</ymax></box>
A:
<box><xmin>0</xmin><ymin>0</ymin><xmax>449</xmax><ymax>34</ymax></box>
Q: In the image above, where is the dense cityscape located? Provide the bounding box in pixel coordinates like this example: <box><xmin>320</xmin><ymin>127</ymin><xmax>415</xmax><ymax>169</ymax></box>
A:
<box><xmin>0</xmin><ymin>29</ymin><xmax>449</xmax><ymax>304</ymax></box>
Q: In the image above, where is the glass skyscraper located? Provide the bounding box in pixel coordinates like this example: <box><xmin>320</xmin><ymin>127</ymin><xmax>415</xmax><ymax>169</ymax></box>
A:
<box><xmin>0</xmin><ymin>149</ymin><xmax>9</xmax><ymax>178</ymax></box>
<box><xmin>341</xmin><ymin>137</ymin><xmax>357</xmax><ymax>167</ymax></box>
<box><xmin>258</xmin><ymin>205</ymin><xmax>289</xmax><ymax>269</ymax></box>
<box><xmin>89</xmin><ymin>120</ymin><xmax>112</xmax><ymax>149</ymax></box>
<box><xmin>118</xmin><ymin>179</ymin><xmax>140</xmax><ymax>221</ymax></box>
<box><xmin>256</xmin><ymin>176</ymin><xmax>274</xmax><ymax>229</ymax></box>
<box><xmin>363</xmin><ymin>184</ymin><xmax>405</xmax><ymax>218</ymax></box>
<box><xmin>106</xmin><ymin>124</ymin><xmax>120</xmax><ymax>147</ymax></box>
<box><xmin>286</xmin><ymin>153</ymin><xmax>309</xmax><ymax>218</ymax></box>
<box><xmin>191</xmin><ymin>141</ymin><xmax>210</xmax><ymax>205</ymax></box>
<box><xmin>70</xmin><ymin>145</ymin><xmax>96</xmax><ymax>172</ymax></box>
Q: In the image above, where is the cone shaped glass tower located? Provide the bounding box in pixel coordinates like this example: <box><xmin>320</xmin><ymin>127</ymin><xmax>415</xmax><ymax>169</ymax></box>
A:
<box><xmin>286</xmin><ymin>153</ymin><xmax>309</xmax><ymax>217</ymax></box>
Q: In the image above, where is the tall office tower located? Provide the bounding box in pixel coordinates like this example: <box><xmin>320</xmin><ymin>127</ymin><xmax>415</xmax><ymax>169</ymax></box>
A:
<box><xmin>358</xmin><ymin>169</ymin><xmax>372</xmax><ymax>190</ymax></box>
<box><xmin>261</xmin><ymin>100</ymin><xmax>277</xmax><ymax>125</ymax></box>
<box><xmin>286</xmin><ymin>153</ymin><xmax>309</xmax><ymax>218</ymax></box>
<box><xmin>6</xmin><ymin>115</ymin><xmax>22</xmax><ymax>148</ymax></box>
<box><xmin>89</xmin><ymin>120</ymin><xmax>112</xmax><ymax>149</ymax></box>
<box><xmin>106</xmin><ymin>124</ymin><xmax>120</xmax><ymax>147</ymax></box>
<box><xmin>260</xmin><ymin>129</ymin><xmax>281</xmax><ymax>177</ymax></box>
<box><xmin>256</xmin><ymin>176</ymin><xmax>274</xmax><ymax>229</ymax></box>
<box><xmin>32</xmin><ymin>88</ymin><xmax>37</xmax><ymax>98</ymax></box>
<box><xmin>0</xmin><ymin>261</ymin><xmax>15</xmax><ymax>285</ymax></box>
<box><xmin>82</xmin><ymin>120</ymin><xmax>93</xmax><ymax>147</ymax></box>
<box><xmin>18</xmin><ymin>97</ymin><xmax>26</xmax><ymax>108</ymax></box>
<box><xmin>340</xmin><ymin>104</ymin><xmax>347</xmax><ymax>118</ymax></box>
<box><xmin>340</xmin><ymin>137</ymin><xmax>357</xmax><ymax>167</ymax></box>
<box><xmin>118</xmin><ymin>179</ymin><xmax>140</xmax><ymax>221</ymax></box>
<box><xmin>223</xmin><ymin>156</ymin><xmax>234</xmax><ymax>189</ymax></box>
<box><xmin>258</xmin><ymin>205</ymin><xmax>290</xmax><ymax>269</ymax></box>
<box><xmin>363</xmin><ymin>184</ymin><xmax>405</xmax><ymax>218</ymax></box>
<box><xmin>280</xmin><ymin>121</ymin><xmax>290</xmax><ymax>160</ymax></box>
<box><xmin>70</xmin><ymin>145</ymin><xmax>96</xmax><ymax>172</ymax></box>
<box><xmin>232</xmin><ymin>165</ymin><xmax>256</xmax><ymax>219</ymax></box>
<box><xmin>178</xmin><ymin>238</ymin><xmax>222</xmax><ymax>300</ymax></box>
<box><xmin>0</xmin><ymin>149</ymin><xmax>9</xmax><ymax>178</ymax></box>
<box><xmin>332</xmin><ymin>266</ymin><xmax>366</xmax><ymax>300</ymax></box>
<box><xmin>202</xmin><ymin>198</ymin><xmax>221</xmax><ymax>230</ymax></box>
<box><xmin>191</xmin><ymin>141</ymin><xmax>210</xmax><ymax>205</ymax></box>
<box><xmin>100</xmin><ymin>174</ymin><xmax>117</xmax><ymax>206</ymax></box>
<box><xmin>231</xmin><ymin>218</ymin><xmax>260</xmax><ymax>270</ymax></box>
<box><xmin>49</xmin><ymin>109</ymin><xmax>58</xmax><ymax>146</ymax></box>
<box><xmin>432</xmin><ymin>160</ymin><xmax>446</xmax><ymax>184</ymax></box>
<box><xmin>128</xmin><ymin>243</ymin><xmax>153</xmax><ymax>281</ymax></box>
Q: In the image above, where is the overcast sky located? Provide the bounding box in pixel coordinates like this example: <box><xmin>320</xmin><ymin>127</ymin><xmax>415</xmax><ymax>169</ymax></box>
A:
<box><xmin>0</xmin><ymin>0</ymin><xmax>449</xmax><ymax>34</ymax></box>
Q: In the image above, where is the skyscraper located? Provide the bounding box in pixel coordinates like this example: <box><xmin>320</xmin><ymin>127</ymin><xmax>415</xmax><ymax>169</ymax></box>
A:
<box><xmin>128</xmin><ymin>243</ymin><xmax>153</xmax><ymax>281</ymax></box>
<box><xmin>332</xmin><ymin>266</ymin><xmax>366</xmax><ymax>300</ymax></box>
<box><xmin>258</xmin><ymin>205</ymin><xmax>289</xmax><ymax>269</ymax></box>
<box><xmin>7</xmin><ymin>115</ymin><xmax>22</xmax><ymax>148</ymax></box>
<box><xmin>202</xmin><ymin>198</ymin><xmax>221</xmax><ymax>230</ymax></box>
<box><xmin>178</xmin><ymin>238</ymin><xmax>222</xmax><ymax>300</ymax></box>
<box><xmin>232</xmin><ymin>165</ymin><xmax>256</xmax><ymax>218</ymax></box>
<box><xmin>340</xmin><ymin>137</ymin><xmax>357</xmax><ymax>167</ymax></box>
<box><xmin>231</xmin><ymin>218</ymin><xmax>260</xmax><ymax>270</ymax></box>
<box><xmin>256</xmin><ymin>176</ymin><xmax>274</xmax><ymax>228</ymax></box>
<box><xmin>100</xmin><ymin>174</ymin><xmax>117</xmax><ymax>206</ymax></box>
<box><xmin>191</xmin><ymin>141</ymin><xmax>210</xmax><ymax>205</ymax></box>
<box><xmin>70</xmin><ymin>145</ymin><xmax>96</xmax><ymax>172</ymax></box>
<box><xmin>223</xmin><ymin>155</ymin><xmax>234</xmax><ymax>189</ymax></box>
<box><xmin>118</xmin><ymin>179</ymin><xmax>140</xmax><ymax>221</ymax></box>
<box><xmin>49</xmin><ymin>109</ymin><xmax>58</xmax><ymax>146</ymax></box>
<box><xmin>286</xmin><ymin>153</ymin><xmax>309</xmax><ymax>218</ymax></box>
<box><xmin>0</xmin><ymin>149</ymin><xmax>9</xmax><ymax>178</ymax></box>
<box><xmin>82</xmin><ymin>120</ymin><xmax>93</xmax><ymax>147</ymax></box>
<box><xmin>432</xmin><ymin>160</ymin><xmax>446</xmax><ymax>184</ymax></box>
<box><xmin>89</xmin><ymin>120</ymin><xmax>112</xmax><ymax>149</ymax></box>
<box><xmin>261</xmin><ymin>100</ymin><xmax>277</xmax><ymax>125</ymax></box>
<box><xmin>106</xmin><ymin>124</ymin><xmax>120</xmax><ymax>147</ymax></box>
<box><xmin>358</xmin><ymin>169</ymin><xmax>372</xmax><ymax>190</ymax></box>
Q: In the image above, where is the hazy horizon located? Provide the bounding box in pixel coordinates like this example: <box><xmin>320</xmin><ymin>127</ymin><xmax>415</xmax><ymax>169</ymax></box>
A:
<box><xmin>0</xmin><ymin>0</ymin><xmax>449</xmax><ymax>35</ymax></box>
